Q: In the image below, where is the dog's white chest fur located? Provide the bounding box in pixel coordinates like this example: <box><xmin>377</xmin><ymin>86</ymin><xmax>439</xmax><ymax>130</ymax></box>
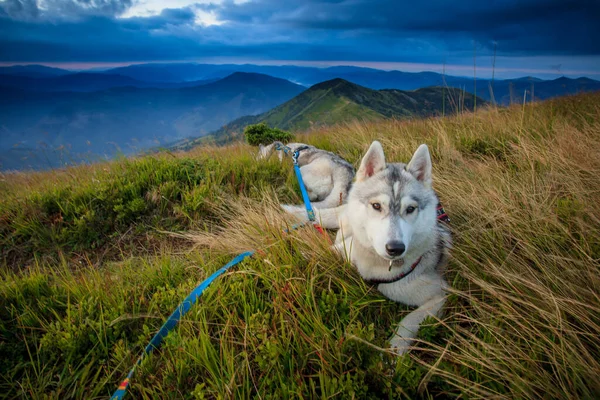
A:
<box><xmin>338</xmin><ymin>232</ymin><xmax>448</xmax><ymax>355</ymax></box>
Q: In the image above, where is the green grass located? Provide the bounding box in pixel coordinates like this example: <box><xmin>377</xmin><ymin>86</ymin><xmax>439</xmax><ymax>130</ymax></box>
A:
<box><xmin>1</xmin><ymin>92</ymin><xmax>600</xmax><ymax>399</ymax></box>
<box><xmin>0</xmin><ymin>151</ymin><xmax>298</xmax><ymax>267</ymax></box>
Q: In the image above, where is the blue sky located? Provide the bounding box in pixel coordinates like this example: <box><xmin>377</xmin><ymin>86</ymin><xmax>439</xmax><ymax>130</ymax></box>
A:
<box><xmin>0</xmin><ymin>0</ymin><xmax>599</xmax><ymax>78</ymax></box>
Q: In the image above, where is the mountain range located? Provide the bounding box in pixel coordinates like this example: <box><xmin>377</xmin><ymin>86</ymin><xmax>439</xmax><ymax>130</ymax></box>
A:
<box><xmin>0</xmin><ymin>73</ymin><xmax>218</xmax><ymax>92</ymax></box>
<box><xmin>0</xmin><ymin>64</ymin><xmax>72</xmax><ymax>78</ymax></box>
<box><xmin>0</xmin><ymin>72</ymin><xmax>304</xmax><ymax>170</ymax></box>
<box><xmin>1</xmin><ymin>63</ymin><xmax>598</xmax><ymax>171</ymax></box>
<box><xmin>185</xmin><ymin>78</ymin><xmax>483</xmax><ymax>147</ymax></box>
<box><xmin>101</xmin><ymin>64</ymin><xmax>600</xmax><ymax>105</ymax></box>
<box><xmin>1</xmin><ymin>64</ymin><xmax>599</xmax><ymax>105</ymax></box>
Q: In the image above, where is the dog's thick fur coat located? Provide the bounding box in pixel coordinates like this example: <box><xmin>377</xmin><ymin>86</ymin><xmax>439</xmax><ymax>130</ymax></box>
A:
<box><xmin>283</xmin><ymin>141</ymin><xmax>451</xmax><ymax>354</ymax></box>
<box><xmin>259</xmin><ymin>142</ymin><xmax>355</xmax><ymax>208</ymax></box>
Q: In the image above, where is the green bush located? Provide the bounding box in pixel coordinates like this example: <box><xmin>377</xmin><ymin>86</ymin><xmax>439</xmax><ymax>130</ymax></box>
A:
<box><xmin>244</xmin><ymin>123</ymin><xmax>294</xmax><ymax>146</ymax></box>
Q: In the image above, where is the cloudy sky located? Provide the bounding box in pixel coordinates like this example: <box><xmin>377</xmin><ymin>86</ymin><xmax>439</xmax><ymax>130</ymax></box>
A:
<box><xmin>0</xmin><ymin>0</ymin><xmax>599</xmax><ymax>78</ymax></box>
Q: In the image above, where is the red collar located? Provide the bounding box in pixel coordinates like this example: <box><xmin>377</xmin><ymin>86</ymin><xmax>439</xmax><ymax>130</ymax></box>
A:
<box><xmin>436</xmin><ymin>202</ymin><xmax>450</xmax><ymax>222</ymax></box>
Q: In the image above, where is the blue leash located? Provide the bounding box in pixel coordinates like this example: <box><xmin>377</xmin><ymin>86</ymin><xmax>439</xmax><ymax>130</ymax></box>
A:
<box><xmin>110</xmin><ymin>251</ymin><xmax>254</xmax><ymax>399</ymax></box>
<box><xmin>292</xmin><ymin>151</ymin><xmax>316</xmax><ymax>222</ymax></box>
<box><xmin>275</xmin><ymin>143</ymin><xmax>316</xmax><ymax>222</ymax></box>
<box><xmin>112</xmin><ymin>143</ymin><xmax>326</xmax><ymax>399</ymax></box>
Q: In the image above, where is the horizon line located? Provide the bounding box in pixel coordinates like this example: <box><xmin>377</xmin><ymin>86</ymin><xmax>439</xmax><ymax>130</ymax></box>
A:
<box><xmin>0</xmin><ymin>59</ymin><xmax>599</xmax><ymax>80</ymax></box>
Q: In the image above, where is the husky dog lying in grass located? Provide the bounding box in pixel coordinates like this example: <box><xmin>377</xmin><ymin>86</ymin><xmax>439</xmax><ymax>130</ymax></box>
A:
<box><xmin>258</xmin><ymin>141</ymin><xmax>355</xmax><ymax>208</ymax></box>
<box><xmin>283</xmin><ymin>141</ymin><xmax>451</xmax><ymax>355</ymax></box>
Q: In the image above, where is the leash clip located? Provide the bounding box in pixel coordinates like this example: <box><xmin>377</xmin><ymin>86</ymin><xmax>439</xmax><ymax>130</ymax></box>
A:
<box><xmin>389</xmin><ymin>258</ymin><xmax>404</xmax><ymax>271</ymax></box>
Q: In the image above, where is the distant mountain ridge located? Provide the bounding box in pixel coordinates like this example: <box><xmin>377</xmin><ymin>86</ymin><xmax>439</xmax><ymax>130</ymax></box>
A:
<box><xmin>0</xmin><ymin>72</ymin><xmax>304</xmax><ymax>170</ymax></box>
<box><xmin>2</xmin><ymin>63</ymin><xmax>598</xmax><ymax>103</ymax></box>
<box><xmin>101</xmin><ymin>63</ymin><xmax>600</xmax><ymax>105</ymax></box>
<box><xmin>0</xmin><ymin>64</ymin><xmax>71</xmax><ymax>78</ymax></box>
<box><xmin>194</xmin><ymin>78</ymin><xmax>483</xmax><ymax>146</ymax></box>
<box><xmin>2</xmin><ymin>62</ymin><xmax>599</xmax><ymax>171</ymax></box>
<box><xmin>0</xmin><ymin>71</ymin><xmax>218</xmax><ymax>92</ymax></box>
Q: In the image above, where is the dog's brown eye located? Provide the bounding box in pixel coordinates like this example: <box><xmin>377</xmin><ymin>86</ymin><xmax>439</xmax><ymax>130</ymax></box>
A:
<box><xmin>406</xmin><ymin>206</ymin><xmax>416</xmax><ymax>214</ymax></box>
<box><xmin>372</xmin><ymin>202</ymin><xmax>381</xmax><ymax>211</ymax></box>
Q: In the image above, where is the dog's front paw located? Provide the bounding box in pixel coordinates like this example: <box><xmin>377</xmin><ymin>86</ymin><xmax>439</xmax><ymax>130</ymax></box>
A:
<box><xmin>281</xmin><ymin>204</ymin><xmax>302</xmax><ymax>214</ymax></box>
<box><xmin>280</xmin><ymin>204</ymin><xmax>308</xmax><ymax>220</ymax></box>
<box><xmin>331</xmin><ymin>241</ymin><xmax>350</xmax><ymax>260</ymax></box>
<box><xmin>389</xmin><ymin>335</ymin><xmax>413</xmax><ymax>356</ymax></box>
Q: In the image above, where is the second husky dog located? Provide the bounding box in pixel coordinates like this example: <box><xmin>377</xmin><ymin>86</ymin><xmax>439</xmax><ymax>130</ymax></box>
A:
<box><xmin>258</xmin><ymin>141</ymin><xmax>355</xmax><ymax>208</ymax></box>
<box><xmin>283</xmin><ymin>141</ymin><xmax>451</xmax><ymax>355</ymax></box>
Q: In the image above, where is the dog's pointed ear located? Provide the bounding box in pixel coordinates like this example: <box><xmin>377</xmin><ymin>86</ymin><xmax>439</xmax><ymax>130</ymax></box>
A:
<box><xmin>406</xmin><ymin>144</ymin><xmax>432</xmax><ymax>187</ymax></box>
<box><xmin>357</xmin><ymin>141</ymin><xmax>386</xmax><ymax>182</ymax></box>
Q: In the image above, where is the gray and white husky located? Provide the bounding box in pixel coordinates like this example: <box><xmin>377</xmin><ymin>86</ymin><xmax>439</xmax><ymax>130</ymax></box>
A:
<box><xmin>283</xmin><ymin>141</ymin><xmax>451</xmax><ymax>355</ymax></box>
<box><xmin>258</xmin><ymin>141</ymin><xmax>355</xmax><ymax>208</ymax></box>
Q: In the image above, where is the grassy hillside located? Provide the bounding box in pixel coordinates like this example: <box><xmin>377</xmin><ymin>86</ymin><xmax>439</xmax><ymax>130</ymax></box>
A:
<box><xmin>1</xmin><ymin>92</ymin><xmax>600</xmax><ymax>399</ymax></box>
<box><xmin>211</xmin><ymin>79</ymin><xmax>482</xmax><ymax>142</ymax></box>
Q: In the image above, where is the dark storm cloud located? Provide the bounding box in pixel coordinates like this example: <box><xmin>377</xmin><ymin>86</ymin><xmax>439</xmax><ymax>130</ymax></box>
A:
<box><xmin>0</xmin><ymin>0</ymin><xmax>40</xmax><ymax>20</ymax></box>
<box><xmin>204</xmin><ymin>0</ymin><xmax>600</xmax><ymax>55</ymax></box>
<box><xmin>0</xmin><ymin>0</ymin><xmax>133</xmax><ymax>20</ymax></box>
<box><xmin>0</xmin><ymin>11</ymin><xmax>202</xmax><ymax>62</ymax></box>
<box><xmin>0</xmin><ymin>0</ymin><xmax>598</xmax><ymax>65</ymax></box>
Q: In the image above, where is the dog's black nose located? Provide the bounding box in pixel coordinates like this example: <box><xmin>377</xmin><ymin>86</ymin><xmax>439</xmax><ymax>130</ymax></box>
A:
<box><xmin>385</xmin><ymin>241</ymin><xmax>405</xmax><ymax>257</ymax></box>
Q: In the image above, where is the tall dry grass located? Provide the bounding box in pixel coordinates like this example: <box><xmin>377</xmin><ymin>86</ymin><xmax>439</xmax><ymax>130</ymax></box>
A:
<box><xmin>185</xmin><ymin>93</ymin><xmax>600</xmax><ymax>398</ymax></box>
